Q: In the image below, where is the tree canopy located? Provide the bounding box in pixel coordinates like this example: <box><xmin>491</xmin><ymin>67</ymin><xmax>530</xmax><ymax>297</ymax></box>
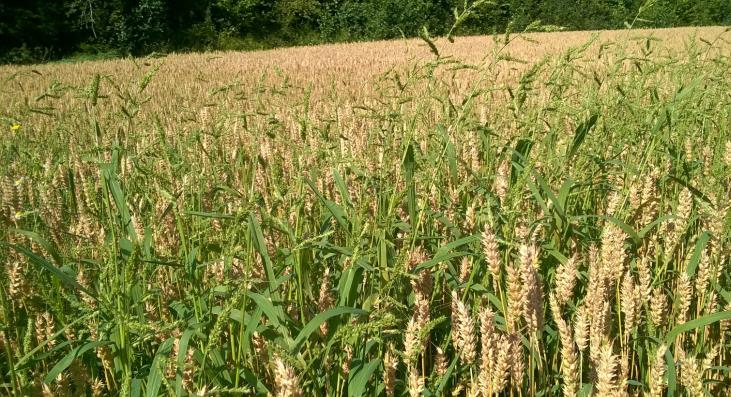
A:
<box><xmin>1</xmin><ymin>0</ymin><xmax>729</xmax><ymax>63</ymax></box>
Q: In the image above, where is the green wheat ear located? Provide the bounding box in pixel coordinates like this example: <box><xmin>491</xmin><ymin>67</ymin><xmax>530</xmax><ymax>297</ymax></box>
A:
<box><xmin>419</xmin><ymin>27</ymin><xmax>440</xmax><ymax>59</ymax></box>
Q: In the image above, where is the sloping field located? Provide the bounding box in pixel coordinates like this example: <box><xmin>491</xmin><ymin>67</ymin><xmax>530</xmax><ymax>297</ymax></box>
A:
<box><xmin>2</xmin><ymin>27</ymin><xmax>728</xmax><ymax>109</ymax></box>
<box><xmin>1</xmin><ymin>27</ymin><xmax>730</xmax><ymax>396</ymax></box>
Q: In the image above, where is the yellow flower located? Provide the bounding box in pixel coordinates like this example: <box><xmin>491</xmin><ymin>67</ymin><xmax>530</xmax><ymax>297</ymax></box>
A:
<box><xmin>10</xmin><ymin>123</ymin><xmax>21</xmax><ymax>131</ymax></box>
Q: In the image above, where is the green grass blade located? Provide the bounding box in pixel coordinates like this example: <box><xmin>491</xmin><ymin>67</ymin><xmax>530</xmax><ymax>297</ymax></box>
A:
<box><xmin>305</xmin><ymin>178</ymin><xmax>350</xmax><ymax>232</ymax></box>
<box><xmin>44</xmin><ymin>341</ymin><xmax>107</xmax><ymax>384</ymax></box>
<box><xmin>347</xmin><ymin>358</ymin><xmax>381</xmax><ymax>397</ymax></box>
<box><xmin>290</xmin><ymin>307</ymin><xmax>368</xmax><ymax>354</ymax></box>
<box><xmin>248</xmin><ymin>213</ymin><xmax>278</xmax><ymax>295</ymax></box>
<box><xmin>664</xmin><ymin>310</ymin><xmax>731</xmax><ymax>344</ymax></box>
<box><xmin>566</xmin><ymin>113</ymin><xmax>599</xmax><ymax>160</ymax></box>
<box><xmin>9</xmin><ymin>228</ymin><xmax>63</xmax><ymax>266</ymax></box>
<box><xmin>686</xmin><ymin>232</ymin><xmax>710</xmax><ymax>277</ymax></box>
<box><xmin>403</xmin><ymin>142</ymin><xmax>417</xmax><ymax>230</ymax></box>
<box><xmin>246</xmin><ymin>292</ymin><xmax>286</xmax><ymax>331</ymax></box>
<box><xmin>3</xmin><ymin>242</ymin><xmax>91</xmax><ymax>296</ymax></box>
<box><xmin>664</xmin><ymin>349</ymin><xmax>677</xmax><ymax>397</ymax></box>
<box><xmin>145</xmin><ymin>338</ymin><xmax>174</xmax><ymax>397</ymax></box>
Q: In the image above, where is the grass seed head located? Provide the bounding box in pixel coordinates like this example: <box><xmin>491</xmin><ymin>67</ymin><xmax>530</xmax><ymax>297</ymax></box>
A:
<box><xmin>555</xmin><ymin>254</ymin><xmax>578</xmax><ymax>306</ymax></box>
<box><xmin>404</xmin><ymin>317</ymin><xmax>422</xmax><ymax>364</ymax></box>
<box><xmin>550</xmin><ymin>294</ymin><xmax>578</xmax><ymax>396</ymax></box>
<box><xmin>7</xmin><ymin>260</ymin><xmax>29</xmax><ymax>304</ymax></box>
<box><xmin>91</xmin><ymin>379</ymin><xmax>105</xmax><ymax>397</ymax></box>
<box><xmin>494</xmin><ymin>158</ymin><xmax>510</xmax><ymax>203</ymax></box>
<box><xmin>648</xmin><ymin>344</ymin><xmax>667</xmax><ymax>397</ymax></box>
<box><xmin>407</xmin><ymin>366</ymin><xmax>424</xmax><ymax>397</ymax></box>
<box><xmin>621</xmin><ymin>272</ymin><xmax>637</xmax><ymax>336</ymax></box>
<box><xmin>679</xmin><ymin>354</ymin><xmax>704</xmax><ymax>396</ymax></box>
<box><xmin>481</xmin><ymin>223</ymin><xmax>502</xmax><ymax>287</ymax></box>
<box><xmin>451</xmin><ymin>290</ymin><xmax>476</xmax><ymax>366</ymax></box>
<box><xmin>574</xmin><ymin>304</ymin><xmax>590</xmax><ymax>352</ymax></box>
<box><xmin>520</xmin><ymin>244</ymin><xmax>544</xmax><ymax>336</ymax></box>
<box><xmin>478</xmin><ymin>304</ymin><xmax>496</xmax><ymax>392</ymax></box>
<box><xmin>35</xmin><ymin>311</ymin><xmax>56</xmax><ymax>349</ymax></box>
<box><xmin>273</xmin><ymin>354</ymin><xmax>301</xmax><ymax>397</ymax></box>
<box><xmin>594</xmin><ymin>339</ymin><xmax>618</xmax><ymax>397</ymax></box>
<box><xmin>675</xmin><ymin>271</ymin><xmax>692</xmax><ymax>324</ymax></box>
<box><xmin>505</xmin><ymin>262</ymin><xmax>524</xmax><ymax>332</ymax></box>
<box><xmin>435</xmin><ymin>346</ymin><xmax>448</xmax><ymax>377</ymax></box>
<box><xmin>650</xmin><ymin>288</ymin><xmax>668</xmax><ymax>330</ymax></box>
<box><xmin>509</xmin><ymin>333</ymin><xmax>525</xmax><ymax>389</ymax></box>
<box><xmin>318</xmin><ymin>267</ymin><xmax>333</xmax><ymax>336</ymax></box>
<box><xmin>384</xmin><ymin>348</ymin><xmax>397</xmax><ymax>397</ymax></box>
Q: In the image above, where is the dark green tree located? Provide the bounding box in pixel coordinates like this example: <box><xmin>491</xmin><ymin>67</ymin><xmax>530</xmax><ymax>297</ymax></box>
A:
<box><xmin>1</xmin><ymin>0</ymin><xmax>730</xmax><ymax>63</ymax></box>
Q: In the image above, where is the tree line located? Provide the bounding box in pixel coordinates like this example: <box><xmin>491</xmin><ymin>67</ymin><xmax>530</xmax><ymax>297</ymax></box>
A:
<box><xmin>1</xmin><ymin>0</ymin><xmax>729</xmax><ymax>63</ymax></box>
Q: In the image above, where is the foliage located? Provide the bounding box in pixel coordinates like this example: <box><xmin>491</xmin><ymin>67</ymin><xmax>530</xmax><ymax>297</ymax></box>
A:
<box><xmin>1</xmin><ymin>0</ymin><xmax>730</xmax><ymax>63</ymax></box>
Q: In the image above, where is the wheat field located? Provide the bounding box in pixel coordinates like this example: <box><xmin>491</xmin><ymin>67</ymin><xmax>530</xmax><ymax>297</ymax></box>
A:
<box><xmin>1</xmin><ymin>26</ymin><xmax>730</xmax><ymax>396</ymax></box>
